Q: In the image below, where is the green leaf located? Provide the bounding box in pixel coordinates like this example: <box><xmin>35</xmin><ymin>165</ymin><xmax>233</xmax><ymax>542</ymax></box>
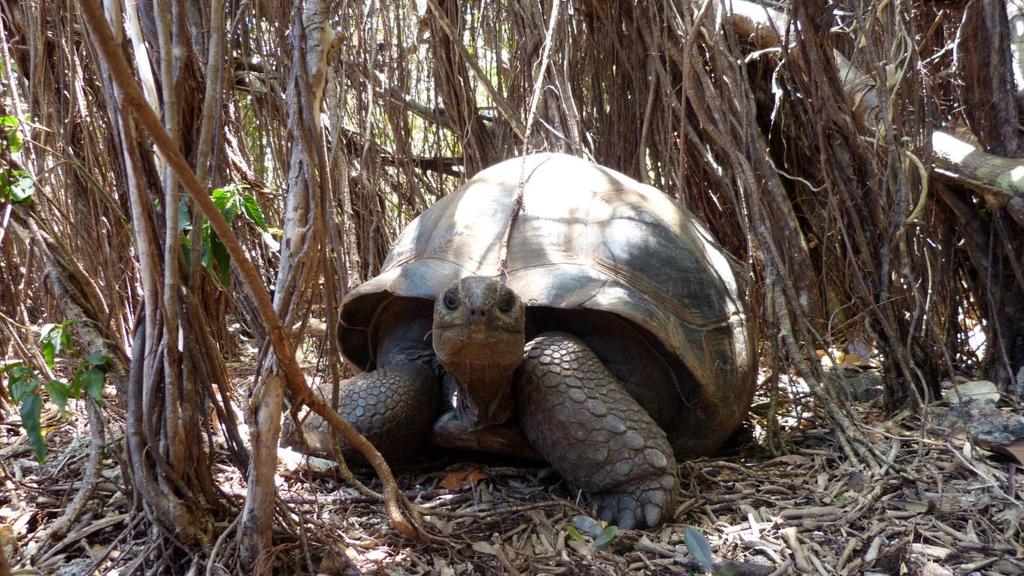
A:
<box><xmin>181</xmin><ymin>234</ymin><xmax>193</xmax><ymax>269</ymax></box>
<box><xmin>10</xmin><ymin>172</ymin><xmax>33</xmax><ymax>202</ymax></box>
<box><xmin>572</xmin><ymin>514</ymin><xmax>603</xmax><ymax>538</ymax></box>
<box><xmin>0</xmin><ymin>115</ymin><xmax>22</xmax><ymax>153</ymax></box>
<box><xmin>20</xmin><ymin>394</ymin><xmax>46</xmax><ymax>460</ymax></box>
<box><xmin>240</xmin><ymin>194</ymin><xmax>268</xmax><ymax>231</ymax></box>
<box><xmin>78</xmin><ymin>368</ymin><xmax>105</xmax><ymax>401</ymax></box>
<box><xmin>9</xmin><ymin>373</ymin><xmax>39</xmax><ymax>403</ymax></box>
<box><xmin>39</xmin><ymin>322</ymin><xmax>70</xmax><ymax>369</ymax></box>
<box><xmin>200</xmin><ymin>226</ymin><xmax>212</xmax><ymax>266</ymax></box>
<box><xmin>45</xmin><ymin>379</ymin><xmax>71</xmax><ymax>412</ymax></box>
<box><xmin>40</xmin><ymin>341</ymin><xmax>55</xmax><ymax>369</ymax></box>
<box><xmin>213</xmin><ymin>184</ymin><xmax>247</xmax><ymax>224</ymax></box>
<box><xmin>683</xmin><ymin>527</ymin><xmax>714</xmax><ymax>573</ymax></box>
<box><xmin>593</xmin><ymin>525</ymin><xmax>618</xmax><ymax>550</ymax></box>
<box><xmin>6</xmin><ymin>129</ymin><xmax>22</xmax><ymax>153</ymax></box>
<box><xmin>565</xmin><ymin>526</ymin><xmax>585</xmax><ymax>543</ymax></box>
<box><xmin>1</xmin><ymin>169</ymin><xmax>34</xmax><ymax>204</ymax></box>
<box><xmin>86</xmin><ymin>351</ymin><xmax>111</xmax><ymax>368</ymax></box>
<box><xmin>3</xmin><ymin>363</ymin><xmax>33</xmax><ymax>381</ymax></box>
<box><xmin>199</xmin><ymin>183</ymin><xmax>254</xmax><ymax>288</ymax></box>
<box><xmin>211</xmin><ymin>185</ymin><xmax>234</xmax><ymax>213</ymax></box>
<box><xmin>209</xmin><ymin>234</ymin><xmax>231</xmax><ymax>288</ymax></box>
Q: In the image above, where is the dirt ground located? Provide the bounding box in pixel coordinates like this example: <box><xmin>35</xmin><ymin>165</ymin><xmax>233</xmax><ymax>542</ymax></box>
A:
<box><xmin>2</xmin><ymin>365</ymin><xmax>1022</xmax><ymax>575</ymax></box>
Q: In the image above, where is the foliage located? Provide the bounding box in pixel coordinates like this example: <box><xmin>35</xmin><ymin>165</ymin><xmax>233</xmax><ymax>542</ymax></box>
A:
<box><xmin>183</xmin><ymin>183</ymin><xmax>270</xmax><ymax>289</ymax></box>
<box><xmin>566</xmin><ymin>516</ymin><xmax>619</xmax><ymax>551</ymax></box>
<box><xmin>0</xmin><ymin>115</ymin><xmax>33</xmax><ymax>204</ymax></box>
<box><xmin>2</xmin><ymin>322</ymin><xmax>109</xmax><ymax>460</ymax></box>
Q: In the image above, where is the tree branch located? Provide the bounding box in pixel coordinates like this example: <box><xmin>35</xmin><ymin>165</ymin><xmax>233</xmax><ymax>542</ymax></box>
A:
<box><xmin>80</xmin><ymin>0</ymin><xmax>424</xmax><ymax>542</ymax></box>
<box><xmin>729</xmin><ymin>0</ymin><xmax>1024</xmax><ymax>206</ymax></box>
<box><xmin>426</xmin><ymin>0</ymin><xmax>528</xmax><ymax>140</ymax></box>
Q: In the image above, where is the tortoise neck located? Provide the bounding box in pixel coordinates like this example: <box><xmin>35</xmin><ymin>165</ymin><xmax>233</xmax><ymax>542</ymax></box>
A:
<box><xmin>435</xmin><ymin>333</ymin><xmax>523</xmax><ymax>429</ymax></box>
<box><xmin>445</xmin><ymin>358</ymin><xmax>518</xmax><ymax>429</ymax></box>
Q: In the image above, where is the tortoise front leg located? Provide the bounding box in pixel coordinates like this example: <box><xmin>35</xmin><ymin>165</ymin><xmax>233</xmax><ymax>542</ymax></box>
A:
<box><xmin>516</xmin><ymin>333</ymin><xmax>678</xmax><ymax>529</ymax></box>
<box><xmin>283</xmin><ymin>362</ymin><xmax>439</xmax><ymax>464</ymax></box>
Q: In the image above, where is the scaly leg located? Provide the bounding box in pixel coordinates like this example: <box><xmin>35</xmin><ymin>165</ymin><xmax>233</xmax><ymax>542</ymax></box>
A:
<box><xmin>283</xmin><ymin>362</ymin><xmax>439</xmax><ymax>464</ymax></box>
<box><xmin>516</xmin><ymin>332</ymin><xmax>678</xmax><ymax>528</ymax></box>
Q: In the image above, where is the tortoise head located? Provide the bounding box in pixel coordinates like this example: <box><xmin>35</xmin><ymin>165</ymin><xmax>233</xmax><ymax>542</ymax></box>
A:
<box><xmin>432</xmin><ymin>276</ymin><xmax>525</xmax><ymax>429</ymax></box>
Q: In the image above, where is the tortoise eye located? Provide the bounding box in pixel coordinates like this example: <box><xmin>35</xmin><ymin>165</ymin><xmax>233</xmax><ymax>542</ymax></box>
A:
<box><xmin>497</xmin><ymin>290</ymin><xmax>516</xmax><ymax>314</ymax></box>
<box><xmin>443</xmin><ymin>288</ymin><xmax>460</xmax><ymax>310</ymax></box>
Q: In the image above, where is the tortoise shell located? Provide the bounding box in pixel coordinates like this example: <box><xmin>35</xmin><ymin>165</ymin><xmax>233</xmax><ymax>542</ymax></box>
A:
<box><xmin>339</xmin><ymin>153</ymin><xmax>756</xmax><ymax>456</ymax></box>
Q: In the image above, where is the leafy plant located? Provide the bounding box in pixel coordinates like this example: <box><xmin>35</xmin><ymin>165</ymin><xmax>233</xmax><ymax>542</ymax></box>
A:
<box><xmin>566</xmin><ymin>515</ymin><xmax>619</xmax><ymax>551</ymax></box>
<box><xmin>565</xmin><ymin>525</ymin><xmax>585</xmax><ymax>543</ymax></box>
<box><xmin>592</xmin><ymin>525</ymin><xmax>619</xmax><ymax>550</ymax></box>
<box><xmin>182</xmin><ymin>183</ymin><xmax>269</xmax><ymax>288</ymax></box>
<box><xmin>39</xmin><ymin>320</ymin><xmax>73</xmax><ymax>368</ymax></box>
<box><xmin>2</xmin><ymin>322</ymin><xmax>110</xmax><ymax>460</ymax></box>
<box><xmin>0</xmin><ymin>115</ymin><xmax>34</xmax><ymax>204</ymax></box>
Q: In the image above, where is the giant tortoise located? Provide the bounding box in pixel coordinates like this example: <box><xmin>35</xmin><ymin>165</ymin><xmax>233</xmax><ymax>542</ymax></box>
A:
<box><xmin>294</xmin><ymin>153</ymin><xmax>756</xmax><ymax>528</ymax></box>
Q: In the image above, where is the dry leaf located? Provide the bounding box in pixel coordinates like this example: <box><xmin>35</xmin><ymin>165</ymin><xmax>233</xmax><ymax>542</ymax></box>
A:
<box><xmin>362</xmin><ymin>549</ymin><xmax>389</xmax><ymax>562</ymax></box>
<box><xmin>909</xmin><ymin>543</ymin><xmax>953</xmax><ymax>560</ymax></box>
<box><xmin>471</xmin><ymin>541</ymin><xmax>498</xmax><ymax>555</ymax></box>
<box><xmin>995</xmin><ymin>438</ymin><xmax>1024</xmax><ymax>465</ymax></box>
<box><xmin>440</xmin><ymin>468</ymin><xmax>490</xmax><ymax>491</ymax></box>
<box><xmin>847</xmin><ymin>340</ymin><xmax>873</xmax><ymax>358</ymax></box>
<box><xmin>840</xmin><ymin>353</ymin><xmax>862</xmax><ymax>366</ymax></box>
<box><xmin>918</xmin><ymin>562</ymin><xmax>954</xmax><ymax>576</ymax></box>
<box><xmin>865</xmin><ymin>430</ymin><xmax>885</xmax><ymax>442</ymax></box>
<box><xmin>0</xmin><ymin>523</ymin><xmax>15</xmax><ymax>558</ymax></box>
<box><xmin>838</xmin><ymin>354</ymin><xmax>879</xmax><ymax>370</ymax></box>
<box><xmin>764</xmin><ymin>454</ymin><xmax>812</xmax><ymax>467</ymax></box>
<box><xmin>847</xmin><ymin>471</ymin><xmax>865</xmax><ymax>492</ymax></box>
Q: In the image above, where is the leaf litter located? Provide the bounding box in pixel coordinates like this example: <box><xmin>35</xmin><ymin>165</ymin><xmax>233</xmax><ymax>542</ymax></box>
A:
<box><xmin>2</xmin><ymin>374</ymin><xmax>1023</xmax><ymax>575</ymax></box>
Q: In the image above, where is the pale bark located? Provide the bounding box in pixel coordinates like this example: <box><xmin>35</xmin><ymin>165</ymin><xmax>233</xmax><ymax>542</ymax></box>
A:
<box><xmin>239</xmin><ymin>2</ymin><xmax>333</xmax><ymax>567</ymax></box>
<box><xmin>730</xmin><ymin>0</ymin><xmax>1024</xmax><ymax>206</ymax></box>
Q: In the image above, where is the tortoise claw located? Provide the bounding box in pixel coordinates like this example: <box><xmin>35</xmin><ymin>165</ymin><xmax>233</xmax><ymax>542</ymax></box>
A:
<box><xmin>616</xmin><ymin>506</ymin><xmax>637</xmax><ymax>530</ymax></box>
<box><xmin>594</xmin><ymin>476</ymin><xmax>674</xmax><ymax>529</ymax></box>
<box><xmin>643</xmin><ymin>502</ymin><xmax>662</xmax><ymax>528</ymax></box>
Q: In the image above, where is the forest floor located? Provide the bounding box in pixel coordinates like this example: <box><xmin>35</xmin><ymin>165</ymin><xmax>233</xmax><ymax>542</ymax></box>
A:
<box><xmin>2</xmin><ymin>354</ymin><xmax>1022</xmax><ymax>575</ymax></box>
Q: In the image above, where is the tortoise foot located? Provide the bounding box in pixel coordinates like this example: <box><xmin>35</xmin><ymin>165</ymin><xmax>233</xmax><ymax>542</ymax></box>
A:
<box><xmin>592</xmin><ymin>473</ymin><xmax>675</xmax><ymax>529</ymax></box>
<box><xmin>517</xmin><ymin>333</ymin><xmax>678</xmax><ymax>529</ymax></box>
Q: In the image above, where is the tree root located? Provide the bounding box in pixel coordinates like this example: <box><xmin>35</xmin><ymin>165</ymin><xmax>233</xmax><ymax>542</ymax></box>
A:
<box><xmin>29</xmin><ymin>400</ymin><xmax>105</xmax><ymax>563</ymax></box>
